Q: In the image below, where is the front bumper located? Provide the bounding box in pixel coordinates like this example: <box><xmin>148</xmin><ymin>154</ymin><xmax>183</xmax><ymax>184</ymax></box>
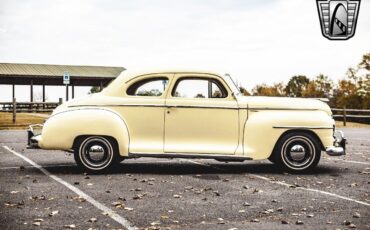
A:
<box><xmin>325</xmin><ymin>130</ymin><xmax>346</xmax><ymax>156</ymax></box>
<box><xmin>27</xmin><ymin>124</ymin><xmax>43</xmax><ymax>148</ymax></box>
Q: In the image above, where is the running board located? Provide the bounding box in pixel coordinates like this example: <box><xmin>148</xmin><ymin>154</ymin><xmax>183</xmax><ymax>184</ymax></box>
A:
<box><xmin>128</xmin><ymin>153</ymin><xmax>253</xmax><ymax>162</ymax></box>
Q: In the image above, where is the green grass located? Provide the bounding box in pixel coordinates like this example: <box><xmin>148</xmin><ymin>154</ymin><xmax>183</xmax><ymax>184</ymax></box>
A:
<box><xmin>0</xmin><ymin>112</ymin><xmax>49</xmax><ymax>130</ymax></box>
<box><xmin>335</xmin><ymin>120</ymin><xmax>370</xmax><ymax>128</ymax></box>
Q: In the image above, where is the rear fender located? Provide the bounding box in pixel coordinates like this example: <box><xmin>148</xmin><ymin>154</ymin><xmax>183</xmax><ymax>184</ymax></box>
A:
<box><xmin>39</xmin><ymin>108</ymin><xmax>130</xmax><ymax>157</ymax></box>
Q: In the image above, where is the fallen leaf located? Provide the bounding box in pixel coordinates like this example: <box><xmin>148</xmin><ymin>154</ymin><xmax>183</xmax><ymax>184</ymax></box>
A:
<box><xmin>250</xmin><ymin>219</ymin><xmax>260</xmax><ymax>223</ymax></box>
<box><xmin>32</xmin><ymin>222</ymin><xmax>41</xmax><ymax>226</ymax></box>
<box><xmin>353</xmin><ymin>212</ymin><xmax>361</xmax><ymax>218</ymax></box>
<box><xmin>217</xmin><ymin>218</ymin><xmax>225</xmax><ymax>224</ymax></box>
<box><xmin>296</xmin><ymin>220</ymin><xmax>304</xmax><ymax>225</ymax></box>
<box><xmin>213</xmin><ymin>191</ymin><xmax>221</xmax><ymax>196</ymax></box>
<box><xmin>88</xmin><ymin>218</ymin><xmax>97</xmax><ymax>223</ymax></box>
<box><xmin>173</xmin><ymin>195</ymin><xmax>182</xmax><ymax>198</ymax></box>
<box><xmin>64</xmin><ymin>224</ymin><xmax>76</xmax><ymax>229</ymax></box>
<box><xmin>49</xmin><ymin>210</ymin><xmax>59</xmax><ymax>217</ymax></box>
<box><xmin>243</xmin><ymin>202</ymin><xmax>251</xmax><ymax>207</ymax></box>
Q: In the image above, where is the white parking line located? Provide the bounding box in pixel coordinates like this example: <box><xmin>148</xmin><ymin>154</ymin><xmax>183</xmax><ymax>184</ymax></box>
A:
<box><xmin>3</xmin><ymin>146</ymin><xmax>137</xmax><ymax>230</ymax></box>
<box><xmin>334</xmin><ymin>159</ymin><xmax>370</xmax><ymax>165</ymax></box>
<box><xmin>0</xmin><ymin>164</ymin><xmax>75</xmax><ymax>170</ymax></box>
<box><xmin>184</xmin><ymin>159</ymin><xmax>370</xmax><ymax>207</ymax></box>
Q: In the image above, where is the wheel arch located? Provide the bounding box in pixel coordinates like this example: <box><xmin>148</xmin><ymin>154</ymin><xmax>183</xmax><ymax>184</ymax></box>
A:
<box><xmin>272</xmin><ymin>129</ymin><xmax>325</xmax><ymax>155</ymax></box>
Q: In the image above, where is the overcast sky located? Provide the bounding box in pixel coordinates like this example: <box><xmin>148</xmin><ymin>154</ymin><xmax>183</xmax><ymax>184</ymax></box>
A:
<box><xmin>0</xmin><ymin>0</ymin><xmax>369</xmax><ymax>102</ymax></box>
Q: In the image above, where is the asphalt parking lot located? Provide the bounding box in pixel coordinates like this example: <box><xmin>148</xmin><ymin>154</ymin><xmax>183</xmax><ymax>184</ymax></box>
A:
<box><xmin>0</xmin><ymin>128</ymin><xmax>369</xmax><ymax>230</ymax></box>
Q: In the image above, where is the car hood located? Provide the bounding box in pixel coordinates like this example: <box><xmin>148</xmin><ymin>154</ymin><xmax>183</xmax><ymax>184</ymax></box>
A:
<box><xmin>238</xmin><ymin>96</ymin><xmax>332</xmax><ymax>115</ymax></box>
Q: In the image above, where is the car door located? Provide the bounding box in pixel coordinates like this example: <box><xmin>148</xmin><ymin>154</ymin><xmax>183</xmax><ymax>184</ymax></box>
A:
<box><xmin>114</xmin><ymin>74</ymin><xmax>173</xmax><ymax>154</ymax></box>
<box><xmin>164</xmin><ymin>74</ymin><xmax>239</xmax><ymax>154</ymax></box>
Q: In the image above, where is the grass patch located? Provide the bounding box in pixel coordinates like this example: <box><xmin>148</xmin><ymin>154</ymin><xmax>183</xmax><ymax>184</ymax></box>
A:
<box><xmin>335</xmin><ymin>120</ymin><xmax>370</xmax><ymax>128</ymax></box>
<box><xmin>0</xmin><ymin>112</ymin><xmax>50</xmax><ymax>130</ymax></box>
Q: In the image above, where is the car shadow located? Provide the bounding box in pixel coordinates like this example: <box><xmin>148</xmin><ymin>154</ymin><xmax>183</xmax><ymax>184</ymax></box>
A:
<box><xmin>41</xmin><ymin>160</ymin><xmax>340</xmax><ymax>176</ymax></box>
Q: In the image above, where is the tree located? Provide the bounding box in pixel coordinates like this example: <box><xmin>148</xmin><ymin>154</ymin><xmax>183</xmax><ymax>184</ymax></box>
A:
<box><xmin>89</xmin><ymin>86</ymin><xmax>101</xmax><ymax>94</ymax></box>
<box><xmin>285</xmin><ymin>75</ymin><xmax>310</xmax><ymax>97</ymax></box>
<box><xmin>302</xmin><ymin>74</ymin><xmax>333</xmax><ymax>98</ymax></box>
<box><xmin>252</xmin><ymin>82</ymin><xmax>285</xmax><ymax>96</ymax></box>
<box><xmin>239</xmin><ymin>86</ymin><xmax>251</xmax><ymax>96</ymax></box>
<box><xmin>358</xmin><ymin>52</ymin><xmax>370</xmax><ymax>71</ymax></box>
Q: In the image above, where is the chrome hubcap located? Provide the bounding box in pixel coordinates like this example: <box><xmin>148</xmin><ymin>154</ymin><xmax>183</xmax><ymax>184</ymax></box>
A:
<box><xmin>289</xmin><ymin>144</ymin><xmax>306</xmax><ymax>161</ymax></box>
<box><xmin>87</xmin><ymin>145</ymin><xmax>106</xmax><ymax>162</ymax></box>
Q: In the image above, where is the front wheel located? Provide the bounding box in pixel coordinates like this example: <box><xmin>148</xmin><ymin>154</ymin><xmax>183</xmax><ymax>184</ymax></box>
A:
<box><xmin>272</xmin><ymin>132</ymin><xmax>321</xmax><ymax>173</ymax></box>
<box><xmin>74</xmin><ymin>136</ymin><xmax>120</xmax><ymax>172</ymax></box>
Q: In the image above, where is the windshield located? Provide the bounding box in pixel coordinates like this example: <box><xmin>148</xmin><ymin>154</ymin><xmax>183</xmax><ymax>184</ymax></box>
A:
<box><xmin>224</xmin><ymin>73</ymin><xmax>241</xmax><ymax>97</ymax></box>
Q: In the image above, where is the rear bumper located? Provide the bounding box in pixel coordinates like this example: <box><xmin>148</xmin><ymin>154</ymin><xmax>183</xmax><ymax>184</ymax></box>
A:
<box><xmin>27</xmin><ymin>124</ymin><xmax>43</xmax><ymax>148</ymax></box>
<box><xmin>325</xmin><ymin>130</ymin><xmax>346</xmax><ymax>156</ymax></box>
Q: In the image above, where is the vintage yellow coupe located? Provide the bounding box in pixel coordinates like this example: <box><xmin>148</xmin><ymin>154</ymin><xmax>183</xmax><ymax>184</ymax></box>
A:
<box><xmin>28</xmin><ymin>70</ymin><xmax>346</xmax><ymax>172</ymax></box>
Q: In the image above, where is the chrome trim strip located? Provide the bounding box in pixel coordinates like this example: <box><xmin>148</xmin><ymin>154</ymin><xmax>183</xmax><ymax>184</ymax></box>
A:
<box><xmin>128</xmin><ymin>152</ymin><xmax>253</xmax><ymax>161</ymax></box>
<box><xmin>249</xmin><ymin>107</ymin><xmax>318</xmax><ymax>111</ymax></box>
<box><xmin>69</xmin><ymin>104</ymin><xmax>239</xmax><ymax>109</ymax></box>
<box><xmin>69</xmin><ymin>104</ymin><xmax>318</xmax><ymax>111</ymax></box>
<box><xmin>273</xmin><ymin>125</ymin><xmax>333</xmax><ymax>129</ymax></box>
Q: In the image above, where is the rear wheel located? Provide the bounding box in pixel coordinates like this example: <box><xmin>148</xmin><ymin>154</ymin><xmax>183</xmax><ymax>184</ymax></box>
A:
<box><xmin>74</xmin><ymin>136</ymin><xmax>120</xmax><ymax>172</ymax></box>
<box><xmin>272</xmin><ymin>132</ymin><xmax>321</xmax><ymax>172</ymax></box>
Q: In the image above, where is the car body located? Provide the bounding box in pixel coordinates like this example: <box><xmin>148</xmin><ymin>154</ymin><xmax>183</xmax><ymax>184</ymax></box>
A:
<box><xmin>28</xmin><ymin>70</ymin><xmax>346</xmax><ymax>172</ymax></box>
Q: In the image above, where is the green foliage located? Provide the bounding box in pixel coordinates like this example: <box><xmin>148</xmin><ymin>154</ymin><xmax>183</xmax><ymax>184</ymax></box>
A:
<box><xmin>285</xmin><ymin>75</ymin><xmax>310</xmax><ymax>97</ymax></box>
<box><xmin>89</xmin><ymin>86</ymin><xmax>102</xmax><ymax>94</ymax></box>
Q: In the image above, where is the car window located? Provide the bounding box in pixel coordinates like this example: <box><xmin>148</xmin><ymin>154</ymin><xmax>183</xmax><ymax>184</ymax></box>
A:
<box><xmin>127</xmin><ymin>77</ymin><xmax>168</xmax><ymax>96</ymax></box>
<box><xmin>173</xmin><ymin>78</ymin><xmax>227</xmax><ymax>98</ymax></box>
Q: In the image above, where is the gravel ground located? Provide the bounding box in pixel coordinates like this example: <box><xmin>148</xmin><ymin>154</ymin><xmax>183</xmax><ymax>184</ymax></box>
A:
<box><xmin>0</xmin><ymin>128</ymin><xmax>369</xmax><ymax>230</ymax></box>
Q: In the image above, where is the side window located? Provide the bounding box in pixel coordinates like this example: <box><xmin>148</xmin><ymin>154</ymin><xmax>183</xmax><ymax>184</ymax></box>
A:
<box><xmin>173</xmin><ymin>78</ymin><xmax>227</xmax><ymax>98</ymax></box>
<box><xmin>127</xmin><ymin>77</ymin><xmax>168</xmax><ymax>96</ymax></box>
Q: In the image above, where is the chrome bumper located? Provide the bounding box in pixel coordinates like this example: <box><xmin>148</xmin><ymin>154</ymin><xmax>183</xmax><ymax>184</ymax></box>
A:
<box><xmin>325</xmin><ymin>130</ymin><xmax>346</xmax><ymax>156</ymax></box>
<box><xmin>27</xmin><ymin>124</ymin><xmax>43</xmax><ymax>148</ymax></box>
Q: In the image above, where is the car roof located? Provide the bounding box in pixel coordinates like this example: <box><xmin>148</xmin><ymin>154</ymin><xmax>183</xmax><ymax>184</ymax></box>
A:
<box><xmin>119</xmin><ymin>69</ymin><xmax>224</xmax><ymax>82</ymax></box>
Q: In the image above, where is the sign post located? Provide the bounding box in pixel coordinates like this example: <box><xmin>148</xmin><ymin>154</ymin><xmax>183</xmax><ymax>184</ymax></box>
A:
<box><xmin>63</xmin><ymin>72</ymin><xmax>70</xmax><ymax>101</ymax></box>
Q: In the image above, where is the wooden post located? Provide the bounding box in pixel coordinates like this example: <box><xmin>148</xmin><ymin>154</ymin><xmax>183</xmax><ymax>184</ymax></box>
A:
<box><xmin>72</xmin><ymin>84</ymin><xmax>75</xmax><ymax>99</ymax></box>
<box><xmin>42</xmin><ymin>84</ymin><xmax>46</xmax><ymax>109</ymax></box>
<box><xmin>30</xmin><ymin>80</ymin><xmax>34</xmax><ymax>102</ymax></box>
<box><xmin>12</xmin><ymin>98</ymin><xmax>16</xmax><ymax>124</ymax></box>
<box><xmin>343</xmin><ymin>106</ymin><xmax>346</xmax><ymax>127</ymax></box>
<box><xmin>66</xmin><ymin>85</ymin><xmax>69</xmax><ymax>101</ymax></box>
<box><xmin>12</xmin><ymin>84</ymin><xmax>15</xmax><ymax>99</ymax></box>
<box><xmin>59</xmin><ymin>98</ymin><xmax>63</xmax><ymax>105</ymax></box>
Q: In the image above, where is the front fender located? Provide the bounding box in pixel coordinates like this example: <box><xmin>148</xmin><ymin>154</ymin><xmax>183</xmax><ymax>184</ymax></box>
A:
<box><xmin>39</xmin><ymin>108</ymin><xmax>130</xmax><ymax>157</ymax></box>
<box><xmin>244</xmin><ymin>110</ymin><xmax>334</xmax><ymax>160</ymax></box>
